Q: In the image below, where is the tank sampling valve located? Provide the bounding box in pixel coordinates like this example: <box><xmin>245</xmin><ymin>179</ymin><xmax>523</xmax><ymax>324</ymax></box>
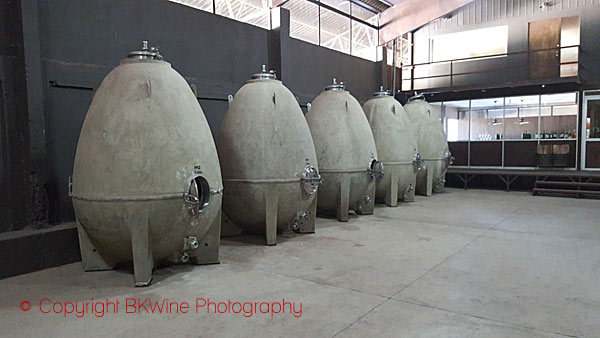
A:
<box><xmin>179</xmin><ymin>252</ymin><xmax>190</xmax><ymax>263</ymax></box>
<box><xmin>291</xmin><ymin>211</ymin><xmax>309</xmax><ymax>233</ymax></box>
<box><xmin>413</xmin><ymin>150</ymin><xmax>423</xmax><ymax>172</ymax></box>
<box><xmin>184</xmin><ymin>236</ymin><xmax>199</xmax><ymax>251</ymax></box>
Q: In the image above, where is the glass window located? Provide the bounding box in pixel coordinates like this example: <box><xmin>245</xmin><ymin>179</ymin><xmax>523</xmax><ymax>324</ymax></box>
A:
<box><xmin>215</xmin><ymin>0</ymin><xmax>271</xmax><ymax>29</ymax></box>
<box><xmin>586</xmin><ymin>100</ymin><xmax>600</xmax><ymax>139</ymax></box>
<box><xmin>540</xmin><ymin>93</ymin><xmax>578</xmax><ymax>139</ymax></box>
<box><xmin>320</xmin><ymin>0</ymin><xmax>350</xmax><ymax>14</ymax></box>
<box><xmin>352</xmin><ymin>21</ymin><xmax>378</xmax><ymax>61</ymax></box>
<box><xmin>470</xmin><ymin>98</ymin><xmax>504</xmax><ymax>141</ymax></box>
<box><xmin>504</xmin><ymin>95</ymin><xmax>539</xmax><ymax>140</ymax></box>
<box><xmin>350</xmin><ymin>3</ymin><xmax>378</xmax><ymax>25</ymax></box>
<box><xmin>560</xmin><ymin>16</ymin><xmax>580</xmax><ymax>77</ymax></box>
<box><xmin>443</xmin><ymin>100</ymin><xmax>470</xmax><ymax>141</ymax></box>
<box><xmin>431</xmin><ymin>25</ymin><xmax>508</xmax><ymax>62</ymax></box>
<box><xmin>283</xmin><ymin>0</ymin><xmax>319</xmax><ymax>45</ymax></box>
<box><xmin>170</xmin><ymin>0</ymin><xmax>213</xmax><ymax>13</ymax></box>
<box><xmin>320</xmin><ymin>7</ymin><xmax>351</xmax><ymax>54</ymax></box>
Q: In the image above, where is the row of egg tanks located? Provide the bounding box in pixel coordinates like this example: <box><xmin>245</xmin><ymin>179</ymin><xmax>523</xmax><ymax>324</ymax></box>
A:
<box><xmin>70</xmin><ymin>42</ymin><xmax>452</xmax><ymax>286</ymax></box>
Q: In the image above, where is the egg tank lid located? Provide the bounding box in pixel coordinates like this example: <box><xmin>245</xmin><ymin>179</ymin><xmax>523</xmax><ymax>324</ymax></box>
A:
<box><xmin>408</xmin><ymin>93</ymin><xmax>426</xmax><ymax>102</ymax></box>
<box><xmin>250</xmin><ymin>65</ymin><xmax>277</xmax><ymax>80</ymax></box>
<box><xmin>373</xmin><ymin>86</ymin><xmax>391</xmax><ymax>97</ymax></box>
<box><xmin>324</xmin><ymin>78</ymin><xmax>345</xmax><ymax>91</ymax></box>
<box><xmin>127</xmin><ymin>41</ymin><xmax>163</xmax><ymax>60</ymax></box>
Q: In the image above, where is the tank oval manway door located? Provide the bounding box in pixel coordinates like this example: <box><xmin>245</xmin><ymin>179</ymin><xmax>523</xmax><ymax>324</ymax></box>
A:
<box><xmin>301</xmin><ymin>165</ymin><xmax>322</xmax><ymax>195</ymax></box>
<box><xmin>184</xmin><ymin>175</ymin><xmax>211</xmax><ymax>217</ymax></box>
<box><xmin>368</xmin><ymin>159</ymin><xmax>385</xmax><ymax>182</ymax></box>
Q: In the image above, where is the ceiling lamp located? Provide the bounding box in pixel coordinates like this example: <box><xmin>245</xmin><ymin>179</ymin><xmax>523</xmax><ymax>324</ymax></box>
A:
<box><xmin>490</xmin><ymin>118</ymin><xmax>502</xmax><ymax>126</ymax></box>
<box><xmin>516</xmin><ymin>117</ymin><xmax>529</xmax><ymax>125</ymax></box>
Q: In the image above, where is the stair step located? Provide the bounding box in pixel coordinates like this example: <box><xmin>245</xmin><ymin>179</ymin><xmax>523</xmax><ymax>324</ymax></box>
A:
<box><xmin>532</xmin><ymin>188</ymin><xmax>600</xmax><ymax>197</ymax></box>
<box><xmin>534</xmin><ymin>181</ymin><xmax>600</xmax><ymax>188</ymax></box>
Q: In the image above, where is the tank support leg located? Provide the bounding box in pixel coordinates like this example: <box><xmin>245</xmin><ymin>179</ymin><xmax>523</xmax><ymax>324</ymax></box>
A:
<box><xmin>76</xmin><ymin>219</ymin><xmax>114</xmax><ymax>271</ymax></box>
<box><xmin>404</xmin><ymin>175</ymin><xmax>416</xmax><ymax>202</ymax></box>
<box><xmin>129</xmin><ymin>209</ymin><xmax>153</xmax><ymax>287</ymax></box>
<box><xmin>336</xmin><ymin>174</ymin><xmax>350</xmax><ymax>222</ymax></box>
<box><xmin>385</xmin><ymin>167</ymin><xmax>400</xmax><ymax>207</ymax></box>
<box><xmin>425</xmin><ymin>167</ymin><xmax>434</xmax><ymax>197</ymax></box>
<box><xmin>296</xmin><ymin>196</ymin><xmax>317</xmax><ymax>233</ymax></box>
<box><xmin>265</xmin><ymin>188</ymin><xmax>278</xmax><ymax>246</ymax></box>
<box><xmin>191</xmin><ymin>207</ymin><xmax>221</xmax><ymax>265</ymax></box>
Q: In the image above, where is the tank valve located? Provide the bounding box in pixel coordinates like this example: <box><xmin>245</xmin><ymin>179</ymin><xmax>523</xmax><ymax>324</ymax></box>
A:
<box><xmin>407</xmin><ymin>184</ymin><xmax>415</xmax><ymax>192</ymax></box>
<box><xmin>180</xmin><ymin>252</ymin><xmax>190</xmax><ymax>263</ymax></box>
<box><xmin>184</xmin><ymin>236</ymin><xmax>199</xmax><ymax>250</ymax></box>
<box><xmin>291</xmin><ymin>211</ymin><xmax>309</xmax><ymax>233</ymax></box>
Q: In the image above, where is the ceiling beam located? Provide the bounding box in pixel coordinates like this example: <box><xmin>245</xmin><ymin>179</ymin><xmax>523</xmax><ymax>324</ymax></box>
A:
<box><xmin>379</xmin><ymin>0</ymin><xmax>474</xmax><ymax>44</ymax></box>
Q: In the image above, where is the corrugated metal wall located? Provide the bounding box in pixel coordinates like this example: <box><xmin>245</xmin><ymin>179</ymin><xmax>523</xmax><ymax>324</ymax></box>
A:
<box><xmin>425</xmin><ymin>0</ymin><xmax>598</xmax><ymax>31</ymax></box>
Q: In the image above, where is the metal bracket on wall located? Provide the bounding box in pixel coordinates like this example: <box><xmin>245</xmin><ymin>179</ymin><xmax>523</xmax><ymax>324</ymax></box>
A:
<box><xmin>49</xmin><ymin>80</ymin><xmax>94</xmax><ymax>91</ymax></box>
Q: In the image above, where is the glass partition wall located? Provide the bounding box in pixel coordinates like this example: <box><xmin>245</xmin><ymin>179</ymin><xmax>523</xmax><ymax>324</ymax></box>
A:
<box><xmin>439</xmin><ymin>92</ymin><xmax>579</xmax><ymax>168</ymax></box>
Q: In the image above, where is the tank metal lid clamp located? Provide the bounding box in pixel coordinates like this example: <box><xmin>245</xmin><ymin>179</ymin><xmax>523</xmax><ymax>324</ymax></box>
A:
<box><xmin>324</xmin><ymin>78</ymin><xmax>345</xmax><ymax>91</ymax></box>
<box><xmin>127</xmin><ymin>40</ymin><xmax>163</xmax><ymax>60</ymax></box>
<box><xmin>373</xmin><ymin>85</ymin><xmax>391</xmax><ymax>97</ymax></box>
<box><xmin>251</xmin><ymin>64</ymin><xmax>277</xmax><ymax>80</ymax></box>
<box><xmin>408</xmin><ymin>92</ymin><xmax>426</xmax><ymax>102</ymax></box>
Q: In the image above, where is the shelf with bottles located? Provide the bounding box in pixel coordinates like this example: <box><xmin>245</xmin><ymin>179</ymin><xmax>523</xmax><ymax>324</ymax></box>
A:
<box><xmin>534</xmin><ymin>129</ymin><xmax>577</xmax><ymax>140</ymax></box>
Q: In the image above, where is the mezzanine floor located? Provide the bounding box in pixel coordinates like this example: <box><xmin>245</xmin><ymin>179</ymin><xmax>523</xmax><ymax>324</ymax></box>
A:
<box><xmin>0</xmin><ymin>188</ymin><xmax>598</xmax><ymax>337</ymax></box>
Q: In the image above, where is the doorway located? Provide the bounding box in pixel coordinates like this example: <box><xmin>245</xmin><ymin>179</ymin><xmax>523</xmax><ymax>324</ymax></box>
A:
<box><xmin>528</xmin><ymin>18</ymin><xmax>561</xmax><ymax>80</ymax></box>
<box><xmin>582</xmin><ymin>92</ymin><xmax>600</xmax><ymax>170</ymax></box>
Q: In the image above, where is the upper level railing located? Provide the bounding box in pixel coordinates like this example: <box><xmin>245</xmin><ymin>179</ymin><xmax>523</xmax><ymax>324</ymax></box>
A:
<box><xmin>398</xmin><ymin>45</ymin><xmax>581</xmax><ymax>92</ymax></box>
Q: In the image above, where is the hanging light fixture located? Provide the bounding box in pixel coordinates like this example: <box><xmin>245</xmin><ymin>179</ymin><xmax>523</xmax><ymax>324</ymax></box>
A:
<box><xmin>516</xmin><ymin>117</ymin><xmax>529</xmax><ymax>125</ymax></box>
<box><xmin>490</xmin><ymin>118</ymin><xmax>502</xmax><ymax>126</ymax></box>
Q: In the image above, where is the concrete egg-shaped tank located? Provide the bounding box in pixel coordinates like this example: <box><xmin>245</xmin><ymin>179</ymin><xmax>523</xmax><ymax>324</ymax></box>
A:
<box><xmin>71</xmin><ymin>42</ymin><xmax>222</xmax><ymax>287</ymax></box>
<box><xmin>306</xmin><ymin>79</ymin><xmax>383</xmax><ymax>222</ymax></box>
<box><xmin>363</xmin><ymin>87</ymin><xmax>420</xmax><ymax>206</ymax></box>
<box><xmin>403</xmin><ymin>94</ymin><xmax>452</xmax><ymax>196</ymax></box>
<box><xmin>216</xmin><ymin>66</ymin><xmax>321</xmax><ymax>245</ymax></box>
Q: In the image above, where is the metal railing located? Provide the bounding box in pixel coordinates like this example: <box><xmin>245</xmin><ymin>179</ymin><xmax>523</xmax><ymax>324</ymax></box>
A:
<box><xmin>399</xmin><ymin>45</ymin><xmax>581</xmax><ymax>91</ymax></box>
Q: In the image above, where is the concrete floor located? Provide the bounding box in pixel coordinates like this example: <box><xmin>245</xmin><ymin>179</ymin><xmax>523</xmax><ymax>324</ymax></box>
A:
<box><xmin>1</xmin><ymin>188</ymin><xmax>599</xmax><ymax>338</ymax></box>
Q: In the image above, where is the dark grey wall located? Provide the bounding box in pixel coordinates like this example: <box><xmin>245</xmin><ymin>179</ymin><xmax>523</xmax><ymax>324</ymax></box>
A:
<box><xmin>14</xmin><ymin>0</ymin><xmax>381</xmax><ymax>226</ymax></box>
<box><xmin>411</xmin><ymin>0</ymin><xmax>600</xmax><ymax>90</ymax></box>
<box><xmin>1</xmin><ymin>0</ymin><xmax>31</xmax><ymax>232</ymax></box>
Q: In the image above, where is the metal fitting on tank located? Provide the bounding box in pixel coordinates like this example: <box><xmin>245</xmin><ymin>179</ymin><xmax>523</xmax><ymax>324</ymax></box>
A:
<box><xmin>324</xmin><ymin>78</ymin><xmax>345</xmax><ymax>91</ymax></box>
<box><xmin>184</xmin><ymin>236</ymin><xmax>199</xmax><ymax>250</ymax></box>
<box><xmin>291</xmin><ymin>211</ymin><xmax>309</xmax><ymax>233</ymax></box>
<box><xmin>445</xmin><ymin>151</ymin><xmax>455</xmax><ymax>167</ymax></box>
<box><xmin>367</xmin><ymin>158</ymin><xmax>384</xmax><ymax>181</ymax></box>
<box><xmin>127</xmin><ymin>40</ymin><xmax>163</xmax><ymax>60</ymax></box>
<box><xmin>300</xmin><ymin>163</ymin><xmax>322</xmax><ymax>195</ymax></box>
<box><xmin>413</xmin><ymin>151</ymin><xmax>423</xmax><ymax>172</ymax></box>
<box><xmin>179</xmin><ymin>252</ymin><xmax>190</xmax><ymax>263</ymax></box>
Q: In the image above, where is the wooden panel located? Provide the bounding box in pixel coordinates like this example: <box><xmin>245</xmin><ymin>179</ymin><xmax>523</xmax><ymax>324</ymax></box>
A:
<box><xmin>504</xmin><ymin>141</ymin><xmax>538</xmax><ymax>167</ymax></box>
<box><xmin>448</xmin><ymin>141</ymin><xmax>468</xmax><ymax>166</ymax></box>
<box><xmin>544</xmin><ymin>140</ymin><xmax>577</xmax><ymax>168</ymax></box>
<box><xmin>470</xmin><ymin>141</ymin><xmax>502</xmax><ymax>166</ymax></box>
<box><xmin>528</xmin><ymin>18</ymin><xmax>561</xmax><ymax>79</ymax></box>
<box><xmin>586</xmin><ymin>141</ymin><xmax>600</xmax><ymax>168</ymax></box>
